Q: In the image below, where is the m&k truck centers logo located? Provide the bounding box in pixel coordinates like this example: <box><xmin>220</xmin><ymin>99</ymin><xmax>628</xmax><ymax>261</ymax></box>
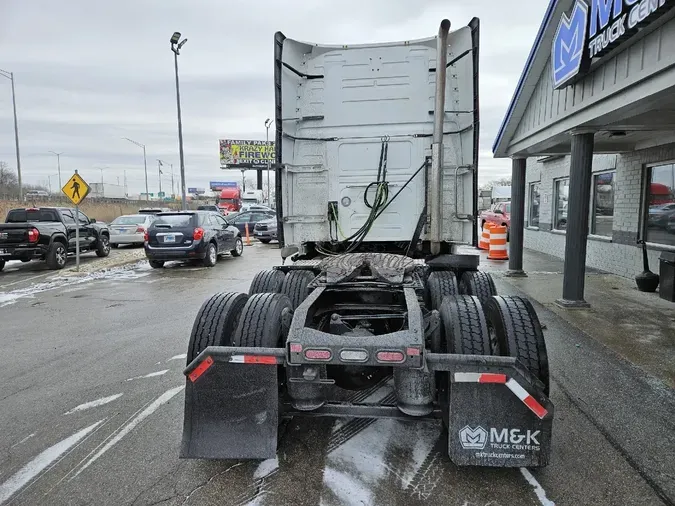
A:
<box><xmin>552</xmin><ymin>0</ymin><xmax>673</xmax><ymax>89</ymax></box>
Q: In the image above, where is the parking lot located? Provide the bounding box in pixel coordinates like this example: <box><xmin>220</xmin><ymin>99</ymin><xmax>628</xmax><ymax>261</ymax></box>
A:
<box><xmin>0</xmin><ymin>243</ymin><xmax>672</xmax><ymax>506</ymax></box>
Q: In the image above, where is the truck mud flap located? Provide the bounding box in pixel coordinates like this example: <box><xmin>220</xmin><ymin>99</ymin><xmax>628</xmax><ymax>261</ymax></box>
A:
<box><xmin>428</xmin><ymin>354</ymin><xmax>553</xmax><ymax>468</ymax></box>
<box><xmin>180</xmin><ymin>347</ymin><xmax>284</xmax><ymax>460</ymax></box>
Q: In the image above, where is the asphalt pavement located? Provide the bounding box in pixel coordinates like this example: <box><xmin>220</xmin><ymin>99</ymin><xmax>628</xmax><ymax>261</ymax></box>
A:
<box><xmin>0</xmin><ymin>244</ymin><xmax>671</xmax><ymax>506</ymax></box>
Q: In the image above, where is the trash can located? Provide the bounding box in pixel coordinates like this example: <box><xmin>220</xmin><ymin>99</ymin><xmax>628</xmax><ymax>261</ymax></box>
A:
<box><xmin>659</xmin><ymin>251</ymin><xmax>675</xmax><ymax>302</ymax></box>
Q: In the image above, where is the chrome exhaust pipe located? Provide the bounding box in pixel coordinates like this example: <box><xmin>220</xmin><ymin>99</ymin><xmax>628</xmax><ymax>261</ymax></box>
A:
<box><xmin>429</xmin><ymin>19</ymin><xmax>450</xmax><ymax>255</ymax></box>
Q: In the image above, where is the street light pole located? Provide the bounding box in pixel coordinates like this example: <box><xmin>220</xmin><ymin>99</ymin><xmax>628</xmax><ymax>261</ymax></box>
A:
<box><xmin>0</xmin><ymin>69</ymin><xmax>23</xmax><ymax>201</ymax></box>
<box><xmin>48</xmin><ymin>151</ymin><xmax>63</xmax><ymax>189</ymax></box>
<box><xmin>171</xmin><ymin>32</ymin><xmax>188</xmax><ymax>210</ymax></box>
<box><xmin>123</xmin><ymin>137</ymin><xmax>149</xmax><ymax>201</ymax></box>
<box><xmin>265</xmin><ymin>118</ymin><xmax>272</xmax><ymax>205</ymax></box>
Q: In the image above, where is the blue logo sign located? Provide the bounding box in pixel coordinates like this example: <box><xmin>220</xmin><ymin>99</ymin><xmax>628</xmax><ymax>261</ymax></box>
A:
<box><xmin>552</xmin><ymin>0</ymin><xmax>589</xmax><ymax>89</ymax></box>
<box><xmin>552</xmin><ymin>0</ymin><xmax>674</xmax><ymax>89</ymax></box>
<box><xmin>209</xmin><ymin>181</ymin><xmax>238</xmax><ymax>190</ymax></box>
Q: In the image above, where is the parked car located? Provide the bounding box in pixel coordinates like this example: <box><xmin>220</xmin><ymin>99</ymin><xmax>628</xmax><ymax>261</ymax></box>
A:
<box><xmin>109</xmin><ymin>214</ymin><xmax>156</xmax><ymax>247</ymax></box>
<box><xmin>667</xmin><ymin>213</ymin><xmax>675</xmax><ymax>234</ymax></box>
<box><xmin>240</xmin><ymin>204</ymin><xmax>273</xmax><ymax>213</ymax></box>
<box><xmin>226</xmin><ymin>210</ymin><xmax>276</xmax><ymax>236</ymax></box>
<box><xmin>648</xmin><ymin>203</ymin><xmax>675</xmax><ymax>228</ymax></box>
<box><xmin>144</xmin><ymin>211</ymin><xmax>243</xmax><ymax>268</ymax></box>
<box><xmin>253</xmin><ymin>217</ymin><xmax>278</xmax><ymax>244</ymax></box>
<box><xmin>138</xmin><ymin>207</ymin><xmax>171</xmax><ymax>215</ymax></box>
<box><xmin>0</xmin><ymin>207</ymin><xmax>110</xmax><ymax>271</ymax></box>
<box><xmin>480</xmin><ymin>201</ymin><xmax>511</xmax><ymax>236</ymax></box>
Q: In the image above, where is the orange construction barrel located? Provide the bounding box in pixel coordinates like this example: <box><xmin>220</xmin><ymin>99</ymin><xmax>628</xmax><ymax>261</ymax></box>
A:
<box><xmin>487</xmin><ymin>225</ymin><xmax>508</xmax><ymax>260</ymax></box>
<box><xmin>479</xmin><ymin>223</ymin><xmax>493</xmax><ymax>251</ymax></box>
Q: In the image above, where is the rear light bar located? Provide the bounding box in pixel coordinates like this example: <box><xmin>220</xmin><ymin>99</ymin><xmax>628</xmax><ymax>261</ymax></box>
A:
<box><xmin>27</xmin><ymin>228</ymin><xmax>39</xmax><ymax>243</ymax></box>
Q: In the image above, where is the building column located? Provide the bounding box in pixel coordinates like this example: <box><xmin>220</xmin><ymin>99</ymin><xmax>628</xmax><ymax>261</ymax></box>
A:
<box><xmin>506</xmin><ymin>157</ymin><xmax>527</xmax><ymax>277</ymax></box>
<box><xmin>556</xmin><ymin>131</ymin><xmax>594</xmax><ymax>308</ymax></box>
<box><xmin>257</xmin><ymin>169</ymin><xmax>264</xmax><ymax>190</ymax></box>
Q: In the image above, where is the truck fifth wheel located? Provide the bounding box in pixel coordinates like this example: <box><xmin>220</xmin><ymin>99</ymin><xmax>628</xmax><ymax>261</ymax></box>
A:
<box><xmin>180</xmin><ymin>18</ymin><xmax>553</xmax><ymax>468</ymax></box>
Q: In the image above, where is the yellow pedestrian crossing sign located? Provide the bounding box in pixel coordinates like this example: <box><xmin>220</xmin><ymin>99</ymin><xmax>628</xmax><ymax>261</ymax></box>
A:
<box><xmin>62</xmin><ymin>172</ymin><xmax>90</xmax><ymax>206</ymax></box>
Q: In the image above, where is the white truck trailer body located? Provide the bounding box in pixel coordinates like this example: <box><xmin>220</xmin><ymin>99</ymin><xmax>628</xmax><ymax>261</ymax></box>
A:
<box><xmin>275</xmin><ymin>22</ymin><xmax>478</xmax><ymax>253</ymax></box>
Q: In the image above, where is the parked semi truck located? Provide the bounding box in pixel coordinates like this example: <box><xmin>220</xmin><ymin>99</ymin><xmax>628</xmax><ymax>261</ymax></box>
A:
<box><xmin>181</xmin><ymin>19</ymin><xmax>553</xmax><ymax>468</ymax></box>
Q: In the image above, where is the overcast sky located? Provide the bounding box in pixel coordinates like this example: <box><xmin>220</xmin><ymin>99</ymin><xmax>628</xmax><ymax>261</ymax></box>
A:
<box><xmin>0</xmin><ymin>0</ymin><xmax>546</xmax><ymax>195</ymax></box>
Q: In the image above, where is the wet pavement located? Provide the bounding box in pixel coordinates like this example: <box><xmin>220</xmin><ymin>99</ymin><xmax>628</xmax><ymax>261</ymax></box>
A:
<box><xmin>0</xmin><ymin>244</ymin><xmax>672</xmax><ymax>505</ymax></box>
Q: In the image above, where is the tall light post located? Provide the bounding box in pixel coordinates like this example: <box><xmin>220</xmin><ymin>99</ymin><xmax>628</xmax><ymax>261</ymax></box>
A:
<box><xmin>48</xmin><ymin>151</ymin><xmax>63</xmax><ymax>190</ymax></box>
<box><xmin>47</xmin><ymin>174</ymin><xmax>58</xmax><ymax>194</ymax></box>
<box><xmin>94</xmin><ymin>165</ymin><xmax>109</xmax><ymax>197</ymax></box>
<box><xmin>123</xmin><ymin>137</ymin><xmax>149</xmax><ymax>201</ymax></box>
<box><xmin>0</xmin><ymin>68</ymin><xmax>22</xmax><ymax>201</ymax></box>
<box><xmin>157</xmin><ymin>159</ymin><xmax>167</xmax><ymax>197</ymax></box>
<box><xmin>170</xmin><ymin>32</ymin><xmax>188</xmax><ymax>210</ymax></box>
<box><xmin>265</xmin><ymin>118</ymin><xmax>272</xmax><ymax>205</ymax></box>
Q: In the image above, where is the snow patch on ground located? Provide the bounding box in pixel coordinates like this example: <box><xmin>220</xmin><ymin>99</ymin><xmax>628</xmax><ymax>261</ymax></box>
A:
<box><xmin>253</xmin><ymin>457</ymin><xmax>279</xmax><ymax>480</ymax></box>
<box><xmin>0</xmin><ymin>262</ymin><xmax>149</xmax><ymax>307</ymax></box>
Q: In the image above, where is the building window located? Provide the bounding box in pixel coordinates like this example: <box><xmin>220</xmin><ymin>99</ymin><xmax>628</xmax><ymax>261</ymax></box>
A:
<box><xmin>529</xmin><ymin>183</ymin><xmax>540</xmax><ymax>227</ymax></box>
<box><xmin>591</xmin><ymin>171</ymin><xmax>615</xmax><ymax>237</ymax></box>
<box><xmin>645</xmin><ymin>163</ymin><xmax>675</xmax><ymax>246</ymax></box>
<box><xmin>553</xmin><ymin>178</ymin><xmax>569</xmax><ymax>230</ymax></box>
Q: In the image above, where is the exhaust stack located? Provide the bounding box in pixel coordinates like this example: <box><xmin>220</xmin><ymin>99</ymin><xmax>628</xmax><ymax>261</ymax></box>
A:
<box><xmin>429</xmin><ymin>19</ymin><xmax>450</xmax><ymax>255</ymax></box>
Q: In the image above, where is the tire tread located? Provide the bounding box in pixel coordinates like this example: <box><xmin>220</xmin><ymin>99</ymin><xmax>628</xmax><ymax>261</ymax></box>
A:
<box><xmin>249</xmin><ymin>269</ymin><xmax>286</xmax><ymax>295</ymax></box>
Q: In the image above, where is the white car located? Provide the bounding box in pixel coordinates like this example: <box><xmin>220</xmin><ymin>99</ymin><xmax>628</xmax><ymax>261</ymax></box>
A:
<box><xmin>109</xmin><ymin>214</ymin><xmax>156</xmax><ymax>247</ymax></box>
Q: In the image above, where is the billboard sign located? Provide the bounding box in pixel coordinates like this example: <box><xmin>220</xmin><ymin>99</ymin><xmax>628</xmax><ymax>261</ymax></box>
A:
<box><xmin>188</xmin><ymin>187</ymin><xmax>206</xmax><ymax>194</ymax></box>
<box><xmin>210</xmin><ymin>181</ymin><xmax>239</xmax><ymax>191</ymax></box>
<box><xmin>219</xmin><ymin>139</ymin><xmax>274</xmax><ymax>167</ymax></box>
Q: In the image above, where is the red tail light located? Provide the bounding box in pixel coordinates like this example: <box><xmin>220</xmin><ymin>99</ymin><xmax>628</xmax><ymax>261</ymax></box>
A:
<box><xmin>136</xmin><ymin>226</ymin><xmax>146</xmax><ymax>233</ymax></box>
<box><xmin>193</xmin><ymin>227</ymin><xmax>205</xmax><ymax>240</ymax></box>
<box><xmin>376</xmin><ymin>351</ymin><xmax>405</xmax><ymax>363</ymax></box>
<box><xmin>143</xmin><ymin>230</ymin><xmax>149</xmax><ymax>241</ymax></box>
<box><xmin>304</xmin><ymin>349</ymin><xmax>332</xmax><ymax>361</ymax></box>
<box><xmin>27</xmin><ymin>228</ymin><xmax>39</xmax><ymax>243</ymax></box>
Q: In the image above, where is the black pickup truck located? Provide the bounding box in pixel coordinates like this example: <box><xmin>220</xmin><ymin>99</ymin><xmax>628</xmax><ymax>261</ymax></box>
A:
<box><xmin>0</xmin><ymin>207</ymin><xmax>111</xmax><ymax>271</ymax></box>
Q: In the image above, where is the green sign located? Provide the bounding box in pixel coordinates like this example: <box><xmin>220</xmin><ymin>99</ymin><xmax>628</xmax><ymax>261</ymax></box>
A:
<box><xmin>158</xmin><ymin>191</ymin><xmax>165</xmax><ymax>198</ymax></box>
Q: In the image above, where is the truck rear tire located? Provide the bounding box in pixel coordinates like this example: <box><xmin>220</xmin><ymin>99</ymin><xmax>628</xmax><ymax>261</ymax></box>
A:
<box><xmin>232</xmin><ymin>293</ymin><xmax>292</xmax><ymax>348</ymax></box>
<box><xmin>280</xmin><ymin>270</ymin><xmax>315</xmax><ymax>310</ymax></box>
<box><xmin>426</xmin><ymin>271</ymin><xmax>458</xmax><ymax>310</ymax></box>
<box><xmin>484</xmin><ymin>296</ymin><xmax>550</xmax><ymax>395</ymax></box>
<box><xmin>249</xmin><ymin>269</ymin><xmax>285</xmax><ymax>296</ymax></box>
<box><xmin>459</xmin><ymin>271</ymin><xmax>497</xmax><ymax>305</ymax></box>
<box><xmin>46</xmin><ymin>241</ymin><xmax>67</xmax><ymax>270</ymax></box>
<box><xmin>187</xmin><ymin>292</ymin><xmax>249</xmax><ymax>364</ymax></box>
<box><xmin>440</xmin><ymin>295</ymin><xmax>491</xmax><ymax>355</ymax></box>
<box><xmin>437</xmin><ymin>295</ymin><xmax>491</xmax><ymax>428</ymax></box>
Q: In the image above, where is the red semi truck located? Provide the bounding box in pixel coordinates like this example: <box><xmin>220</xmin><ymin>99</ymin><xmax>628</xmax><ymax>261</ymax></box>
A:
<box><xmin>217</xmin><ymin>187</ymin><xmax>242</xmax><ymax>214</ymax></box>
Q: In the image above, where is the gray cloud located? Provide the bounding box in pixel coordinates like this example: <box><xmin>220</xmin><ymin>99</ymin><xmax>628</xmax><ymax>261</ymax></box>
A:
<box><xmin>0</xmin><ymin>0</ymin><xmax>546</xmax><ymax>192</ymax></box>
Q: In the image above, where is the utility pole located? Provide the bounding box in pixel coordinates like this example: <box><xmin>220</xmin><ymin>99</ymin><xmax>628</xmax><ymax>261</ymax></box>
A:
<box><xmin>48</xmin><ymin>151</ymin><xmax>63</xmax><ymax>190</ymax></box>
<box><xmin>157</xmin><ymin>159</ymin><xmax>163</xmax><ymax>196</ymax></box>
<box><xmin>170</xmin><ymin>32</ymin><xmax>188</xmax><ymax>210</ymax></box>
<box><xmin>0</xmin><ymin>69</ymin><xmax>22</xmax><ymax>201</ymax></box>
<box><xmin>123</xmin><ymin>137</ymin><xmax>149</xmax><ymax>201</ymax></box>
<box><xmin>124</xmin><ymin>170</ymin><xmax>128</xmax><ymax>196</ymax></box>
<box><xmin>170</xmin><ymin>163</ymin><xmax>175</xmax><ymax>198</ymax></box>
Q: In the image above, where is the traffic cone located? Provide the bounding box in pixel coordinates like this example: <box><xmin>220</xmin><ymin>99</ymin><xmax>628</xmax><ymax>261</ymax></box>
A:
<box><xmin>245</xmin><ymin>223</ymin><xmax>252</xmax><ymax>246</ymax></box>
<box><xmin>487</xmin><ymin>225</ymin><xmax>508</xmax><ymax>260</ymax></box>
<box><xmin>479</xmin><ymin>223</ymin><xmax>492</xmax><ymax>251</ymax></box>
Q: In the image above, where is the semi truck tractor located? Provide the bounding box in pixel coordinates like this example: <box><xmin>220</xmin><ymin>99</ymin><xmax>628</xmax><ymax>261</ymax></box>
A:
<box><xmin>181</xmin><ymin>18</ymin><xmax>553</xmax><ymax>468</ymax></box>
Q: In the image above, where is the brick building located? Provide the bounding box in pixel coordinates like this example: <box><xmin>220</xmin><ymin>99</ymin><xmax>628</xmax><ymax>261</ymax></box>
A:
<box><xmin>493</xmin><ymin>0</ymin><xmax>675</xmax><ymax>307</ymax></box>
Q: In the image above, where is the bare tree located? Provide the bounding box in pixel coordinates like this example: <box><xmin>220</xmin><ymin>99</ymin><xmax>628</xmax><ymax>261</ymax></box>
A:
<box><xmin>0</xmin><ymin>161</ymin><xmax>19</xmax><ymax>198</ymax></box>
<box><xmin>479</xmin><ymin>177</ymin><xmax>512</xmax><ymax>192</ymax></box>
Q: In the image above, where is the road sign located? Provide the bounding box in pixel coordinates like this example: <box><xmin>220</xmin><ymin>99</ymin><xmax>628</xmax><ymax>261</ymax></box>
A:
<box><xmin>158</xmin><ymin>191</ymin><xmax>165</xmax><ymax>198</ymax></box>
<box><xmin>62</xmin><ymin>172</ymin><xmax>90</xmax><ymax>206</ymax></box>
